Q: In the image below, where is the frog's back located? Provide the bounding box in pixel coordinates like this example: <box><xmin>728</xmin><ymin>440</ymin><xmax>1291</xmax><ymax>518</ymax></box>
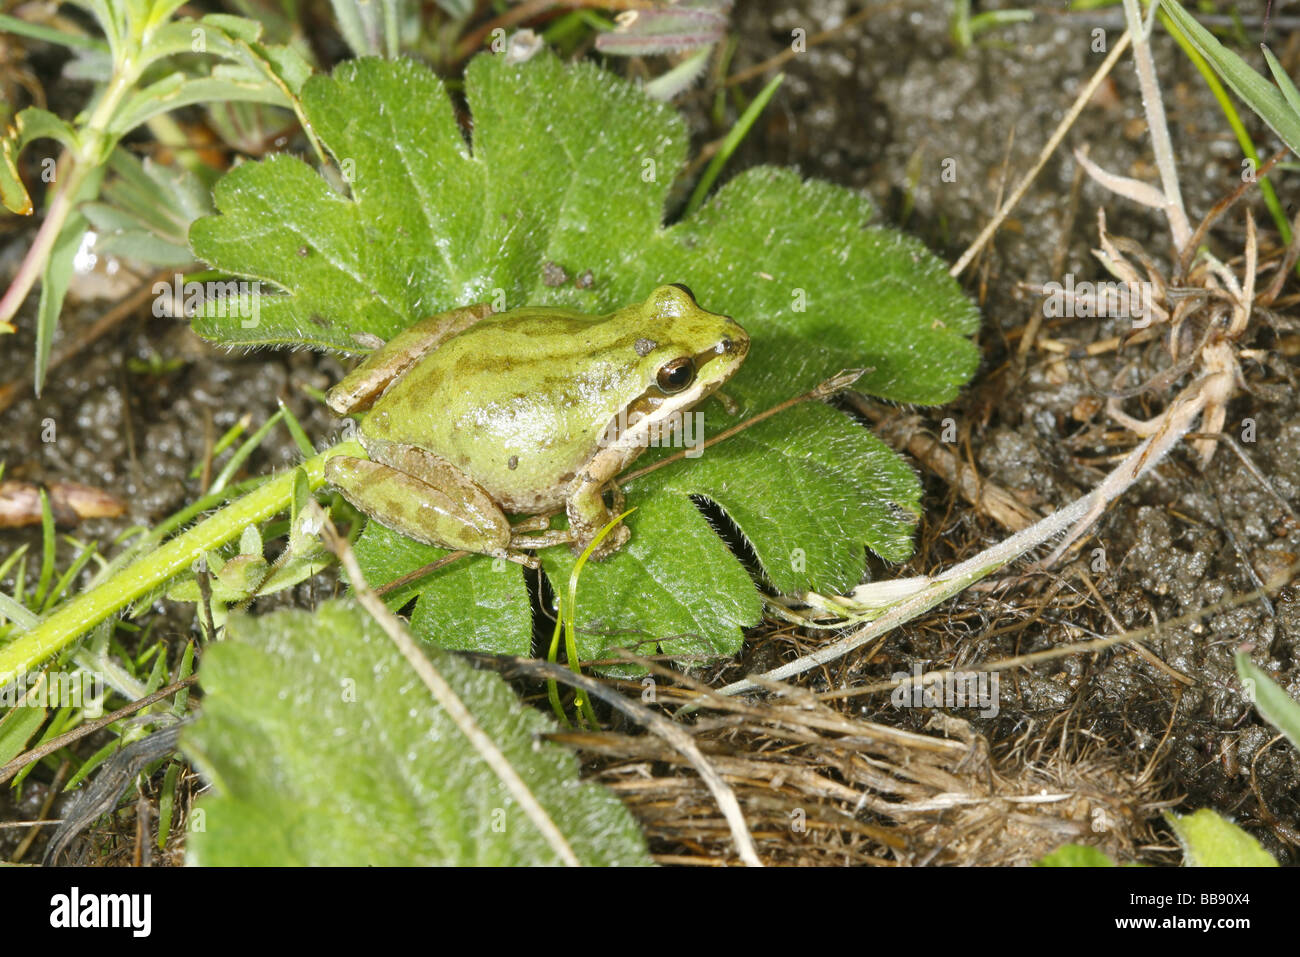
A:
<box><xmin>361</xmin><ymin>310</ymin><xmax>646</xmax><ymax>511</ymax></box>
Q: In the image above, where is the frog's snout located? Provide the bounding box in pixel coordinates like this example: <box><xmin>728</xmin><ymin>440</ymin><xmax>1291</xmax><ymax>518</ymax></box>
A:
<box><xmin>718</xmin><ymin>319</ymin><xmax>750</xmax><ymax>359</ymax></box>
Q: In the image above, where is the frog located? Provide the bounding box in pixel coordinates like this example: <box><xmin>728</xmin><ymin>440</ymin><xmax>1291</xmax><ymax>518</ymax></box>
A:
<box><xmin>325</xmin><ymin>284</ymin><xmax>749</xmax><ymax>567</ymax></box>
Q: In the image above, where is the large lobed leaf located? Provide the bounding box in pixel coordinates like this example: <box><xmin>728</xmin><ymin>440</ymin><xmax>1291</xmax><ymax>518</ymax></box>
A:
<box><xmin>182</xmin><ymin>601</ymin><xmax>653</xmax><ymax>865</ymax></box>
<box><xmin>190</xmin><ymin>52</ymin><xmax>980</xmax><ymax>661</ymax></box>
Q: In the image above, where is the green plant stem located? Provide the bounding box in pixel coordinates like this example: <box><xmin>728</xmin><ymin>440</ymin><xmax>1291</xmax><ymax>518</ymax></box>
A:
<box><xmin>0</xmin><ymin>441</ymin><xmax>361</xmax><ymax>688</ymax></box>
<box><xmin>0</xmin><ymin>156</ymin><xmax>90</xmax><ymax>327</ymax></box>
<box><xmin>0</xmin><ymin>40</ymin><xmax>141</xmax><ymax>329</ymax></box>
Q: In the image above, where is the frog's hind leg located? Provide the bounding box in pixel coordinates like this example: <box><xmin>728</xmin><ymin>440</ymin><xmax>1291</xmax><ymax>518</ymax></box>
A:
<box><xmin>326</xmin><ymin>441</ymin><xmax>536</xmax><ymax>567</ymax></box>
<box><xmin>327</xmin><ymin>302</ymin><xmax>494</xmax><ymax>414</ymax></box>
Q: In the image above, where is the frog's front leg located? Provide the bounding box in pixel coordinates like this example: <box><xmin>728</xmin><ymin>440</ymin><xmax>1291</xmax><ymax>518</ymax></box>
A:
<box><xmin>564</xmin><ymin>448</ymin><xmax>633</xmax><ymax>559</ymax></box>
<box><xmin>326</xmin><ymin>439</ymin><xmax>539</xmax><ymax>567</ymax></box>
<box><xmin>326</xmin><ymin>302</ymin><xmax>494</xmax><ymax>415</ymax></box>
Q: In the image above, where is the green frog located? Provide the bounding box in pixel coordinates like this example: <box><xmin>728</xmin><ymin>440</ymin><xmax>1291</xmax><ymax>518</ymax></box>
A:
<box><xmin>325</xmin><ymin>284</ymin><xmax>749</xmax><ymax>566</ymax></box>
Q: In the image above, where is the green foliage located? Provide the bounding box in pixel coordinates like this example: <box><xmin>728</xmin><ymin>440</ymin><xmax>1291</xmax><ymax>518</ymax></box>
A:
<box><xmin>190</xmin><ymin>52</ymin><xmax>979</xmax><ymax>663</ymax></box>
<box><xmin>950</xmin><ymin>0</ymin><xmax>1034</xmax><ymax>51</ymax></box>
<box><xmin>1236</xmin><ymin>652</ymin><xmax>1300</xmax><ymax>755</ymax></box>
<box><xmin>1165</xmin><ymin>810</ymin><xmax>1278</xmax><ymax>867</ymax></box>
<box><xmin>1035</xmin><ymin>844</ymin><xmax>1117</xmax><ymax>867</ymax></box>
<box><xmin>182</xmin><ymin>601</ymin><xmax>653</xmax><ymax>865</ymax></box>
<box><xmin>82</xmin><ymin>148</ymin><xmax>214</xmax><ymax>266</ymax></box>
<box><xmin>0</xmin><ymin>0</ymin><xmax>319</xmax><ymax>389</ymax></box>
<box><xmin>1158</xmin><ymin>0</ymin><xmax>1300</xmax><ymax>156</ymax></box>
<box><xmin>1039</xmin><ymin>808</ymin><xmax>1280</xmax><ymax>867</ymax></box>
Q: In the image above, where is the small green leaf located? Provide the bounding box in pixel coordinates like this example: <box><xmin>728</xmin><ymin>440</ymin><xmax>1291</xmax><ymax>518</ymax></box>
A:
<box><xmin>1158</xmin><ymin>0</ymin><xmax>1300</xmax><ymax>156</ymax></box>
<box><xmin>109</xmin><ymin>68</ymin><xmax>291</xmax><ymax>137</ymax></box>
<box><xmin>35</xmin><ymin>212</ymin><xmax>89</xmax><ymax>397</ymax></box>
<box><xmin>1236</xmin><ymin>651</ymin><xmax>1300</xmax><ymax>754</ymax></box>
<box><xmin>182</xmin><ymin>601</ymin><xmax>653</xmax><ymax>865</ymax></box>
<box><xmin>0</xmin><ymin>138</ymin><xmax>30</xmax><ymax>215</ymax></box>
<box><xmin>0</xmin><ymin>13</ymin><xmax>109</xmax><ymax>53</ymax></box>
<box><xmin>0</xmin><ymin>700</ymin><xmax>46</xmax><ymax>767</ymax></box>
<box><xmin>0</xmin><ymin>107</ymin><xmax>83</xmax><ymax>214</ymax></box>
<box><xmin>238</xmin><ymin>523</ymin><xmax>262</xmax><ymax>556</ymax></box>
<box><xmin>1165</xmin><ymin>809</ymin><xmax>1279</xmax><ymax>867</ymax></box>
<box><xmin>13</xmin><ymin>106</ymin><xmax>81</xmax><ymax>153</ymax></box>
<box><xmin>1035</xmin><ymin>844</ymin><xmax>1116</xmax><ymax>867</ymax></box>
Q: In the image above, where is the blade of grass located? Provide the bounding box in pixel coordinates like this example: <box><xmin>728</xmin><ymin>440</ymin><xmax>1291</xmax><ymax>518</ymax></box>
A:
<box><xmin>33</xmin><ymin>490</ymin><xmax>57</xmax><ymax>611</ymax></box>
<box><xmin>188</xmin><ymin>413</ymin><xmax>251</xmax><ymax>479</ymax></box>
<box><xmin>562</xmin><ymin>510</ymin><xmax>634</xmax><ymax>728</ymax></box>
<box><xmin>42</xmin><ymin>538</ymin><xmax>100</xmax><ymax>613</ymax></box>
<box><xmin>684</xmin><ymin>72</ymin><xmax>784</xmax><ymax>216</ymax></box>
<box><xmin>545</xmin><ymin>602</ymin><xmax>570</xmax><ymax>727</ymax></box>
<box><xmin>157</xmin><ymin>758</ymin><xmax>181</xmax><ymax>849</ymax></box>
<box><xmin>277</xmin><ymin>399</ymin><xmax>317</xmax><ymax>458</ymax></box>
<box><xmin>0</xmin><ymin>591</ymin><xmax>40</xmax><ymax>630</ymax></box>
<box><xmin>1161</xmin><ymin>8</ymin><xmax>1291</xmax><ymax>246</ymax></box>
<box><xmin>207</xmin><ymin>407</ymin><xmax>285</xmax><ymax>495</ymax></box>
<box><xmin>1236</xmin><ymin>652</ymin><xmax>1300</xmax><ymax>752</ymax></box>
<box><xmin>1158</xmin><ymin>0</ymin><xmax>1300</xmax><ymax>156</ymax></box>
<box><xmin>1263</xmin><ymin>46</ymin><xmax>1300</xmax><ymax>118</ymax></box>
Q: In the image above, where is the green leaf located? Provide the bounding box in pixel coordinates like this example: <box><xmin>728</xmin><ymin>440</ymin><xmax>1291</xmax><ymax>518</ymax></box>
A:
<box><xmin>35</xmin><ymin>212</ymin><xmax>90</xmax><ymax>397</ymax></box>
<box><xmin>13</xmin><ymin>107</ymin><xmax>82</xmax><ymax>154</ymax></box>
<box><xmin>0</xmin><ymin>138</ymin><xmax>29</xmax><ymax>215</ymax></box>
<box><xmin>0</xmin><ymin>13</ymin><xmax>110</xmax><ymax>53</ymax></box>
<box><xmin>1262</xmin><ymin>46</ymin><xmax>1300</xmax><ymax>123</ymax></box>
<box><xmin>351</xmin><ymin>523</ymin><xmax>533</xmax><ymax>657</ymax></box>
<box><xmin>0</xmin><ymin>107</ymin><xmax>83</xmax><ymax>214</ymax></box>
<box><xmin>190</xmin><ymin>54</ymin><xmax>979</xmax><ymax>662</ymax></box>
<box><xmin>1035</xmin><ymin>844</ymin><xmax>1115</xmax><ymax>867</ymax></box>
<box><xmin>0</xmin><ymin>700</ymin><xmax>46</xmax><ymax>767</ymax></box>
<box><xmin>182</xmin><ymin>601</ymin><xmax>653</xmax><ymax>865</ymax></box>
<box><xmin>82</xmin><ymin>147</ymin><xmax>211</xmax><ymax>266</ymax></box>
<box><xmin>328</xmin><ymin>0</ymin><xmax>404</xmax><ymax>58</ymax></box>
<box><xmin>109</xmin><ymin>68</ymin><xmax>291</xmax><ymax>137</ymax></box>
<box><xmin>1165</xmin><ymin>809</ymin><xmax>1279</xmax><ymax>867</ymax></box>
<box><xmin>1158</xmin><ymin>0</ymin><xmax>1300</xmax><ymax>156</ymax></box>
<box><xmin>1236</xmin><ymin>651</ymin><xmax>1300</xmax><ymax>754</ymax></box>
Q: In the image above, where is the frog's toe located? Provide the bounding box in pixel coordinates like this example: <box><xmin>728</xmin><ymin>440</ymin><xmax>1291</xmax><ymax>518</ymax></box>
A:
<box><xmin>574</xmin><ymin>522</ymin><xmax>631</xmax><ymax>560</ymax></box>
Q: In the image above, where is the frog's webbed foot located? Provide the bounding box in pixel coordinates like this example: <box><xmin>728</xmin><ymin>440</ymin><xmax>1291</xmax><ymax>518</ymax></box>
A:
<box><xmin>561</xmin><ymin>480</ymin><xmax>631</xmax><ymax>560</ymax></box>
<box><xmin>507</xmin><ymin>482</ymin><xmax>630</xmax><ymax>561</ymax></box>
<box><xmin>505</xmin><ymin>514</ymin><xmax>569</xmax><ymax>553</ymax></box>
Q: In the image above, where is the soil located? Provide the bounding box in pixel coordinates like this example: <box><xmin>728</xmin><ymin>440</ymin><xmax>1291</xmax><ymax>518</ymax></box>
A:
<box><xmin>1</xmin><ymin>0</ymin><xmax>1297</xmax><ymax>864</ymax></box>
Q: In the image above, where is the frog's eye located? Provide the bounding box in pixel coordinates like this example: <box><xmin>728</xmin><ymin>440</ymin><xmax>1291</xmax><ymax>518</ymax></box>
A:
<box><xmin>667</xmin><ymin>283</ymin><xmax>696</xmax><ymax>301</ymax></box>
<box><xmin>656</xmin><ymin>357</ymin><xmax>696</xmax><ymax>394</ymax></box>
